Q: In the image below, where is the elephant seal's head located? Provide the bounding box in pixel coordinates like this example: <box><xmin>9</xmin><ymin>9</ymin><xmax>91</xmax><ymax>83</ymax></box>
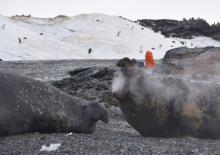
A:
<box><xmin>116</xmin><ymin>57</ymin><xmax>137</xmax><ymax>73</ymax></box>
<box><xmin>113</xmin><ymin>57</ymin><xmax>139</xmax><ymax>100</ymax></box>
<box><xmin>79</xmin><ymin>102</ymin><xmax>109</xmax><ymax>133</ymax></box>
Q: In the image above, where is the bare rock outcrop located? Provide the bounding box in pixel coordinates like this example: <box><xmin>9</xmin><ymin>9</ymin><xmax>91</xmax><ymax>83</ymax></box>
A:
<box><xmin>52</xmin><ymin>67</ymin><xmax>119</xmax><ymax>106</ymax></box>
<box><xmin>138</xmin><ymin>18</ymin><xmax>220</xmax><ymax>41</ymax></box>
<box><xmin>158</xmin><ymin>46</ymin><xmax>220</xmax><ymax>76</ymax></box>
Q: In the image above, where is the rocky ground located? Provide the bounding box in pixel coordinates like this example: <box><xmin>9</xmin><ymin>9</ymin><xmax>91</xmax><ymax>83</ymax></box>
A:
<box><xmin>0</xmin><ymin>59</ymin><xmax>220</xmax><ymax>155</ymax></box>
<box><xmin>52</xmin><ymin>66</ymin><xmax>119</xmax><ymax>106</ymax></box>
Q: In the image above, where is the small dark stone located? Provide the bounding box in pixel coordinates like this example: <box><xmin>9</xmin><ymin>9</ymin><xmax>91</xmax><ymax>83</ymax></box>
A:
<box><xmin>180</xmin><ymin>41</ymin><xmax>185</xmax><ymax>45</ymax></box>
<box><xmin>68</xmin><ymin>67</ymin><xmax>91</xmax><ymax>76</ymax></box>
<box><xmin>39</xmin><ymin>33</ymin><xmax>44</xmax><ymax>35</ymax></box>
<box><xmin>23</xmin><ymin>37</ymin><xmax>27</xmax><ymax>40</ymax></box>
<box><xmin>40</xmin><ymin>137</ymin><xmax>46</xmax><ymax>140</ymax></box>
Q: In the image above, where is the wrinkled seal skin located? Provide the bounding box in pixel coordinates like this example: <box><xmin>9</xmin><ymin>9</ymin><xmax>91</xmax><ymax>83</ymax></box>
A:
<box><xmin>113</xmin><ymin>58</ymin><xmax>220</xmax><ymax>139</ymax></box>
<box><xmin>0</xmin><ymin>72</ymin><xmax>109</xmax><ymax>137</ymax></box>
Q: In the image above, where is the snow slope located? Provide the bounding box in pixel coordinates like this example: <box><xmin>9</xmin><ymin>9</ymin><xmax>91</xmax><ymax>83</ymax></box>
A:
<box><xmin>1</xmin><ymin>14</ymin><xmax>220</xmax><ymax>61</ymax></box>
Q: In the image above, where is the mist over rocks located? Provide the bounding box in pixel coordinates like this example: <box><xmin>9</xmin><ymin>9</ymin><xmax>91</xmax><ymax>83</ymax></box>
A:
<box><xmin>138</xmin><ymin>18</ymin><xmax>220</xmax><ymax>41</ymax></box>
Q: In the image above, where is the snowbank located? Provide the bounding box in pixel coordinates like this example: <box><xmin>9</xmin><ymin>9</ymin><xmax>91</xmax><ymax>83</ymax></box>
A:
<box><xmin>0</xmin><ymin>14</ymin><xmax>220</xmax><ymax>61</ymax></box>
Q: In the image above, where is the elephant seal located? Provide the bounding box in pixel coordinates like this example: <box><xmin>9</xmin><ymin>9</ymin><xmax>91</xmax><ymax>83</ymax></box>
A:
<box><xmin>0</xmin><ymin>72</ymin><xmax>109</xmax><ymax>137</ymax></box>
<box><xmin>113</xmin><ymin>58</ymin><xmax>220</xmax><ymax>139</ymax></box>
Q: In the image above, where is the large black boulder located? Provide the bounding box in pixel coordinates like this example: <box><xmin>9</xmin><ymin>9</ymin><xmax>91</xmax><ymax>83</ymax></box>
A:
<box><xmin>158</xmin><ymin>46</ymin><xmax>220</xmax><ymax>75</ymax></box>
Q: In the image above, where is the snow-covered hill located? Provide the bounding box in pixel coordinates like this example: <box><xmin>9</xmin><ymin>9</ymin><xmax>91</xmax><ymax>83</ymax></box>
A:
<box><xmin>1</xmin><ymin>14</ymin><xmax>220</xmax><ymax>61</ymax></box>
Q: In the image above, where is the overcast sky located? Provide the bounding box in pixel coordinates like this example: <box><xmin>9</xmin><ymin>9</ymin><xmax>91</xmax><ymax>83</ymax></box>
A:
<box><xmin>1</xmin><ymin>0</ymin><xmax>219</xmax><ymax>24</ymax></box>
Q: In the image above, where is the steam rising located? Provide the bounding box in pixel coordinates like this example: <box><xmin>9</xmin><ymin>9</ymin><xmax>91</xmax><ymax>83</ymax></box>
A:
<box><xmin>112</xmin><ymin>64</ymin><xmax>220</xmax><ymax>107</ymax></box>
<box><xmin>112</xmin><ymin>71</ymin><xmax>126</xmax><ymax>95</ymax></box>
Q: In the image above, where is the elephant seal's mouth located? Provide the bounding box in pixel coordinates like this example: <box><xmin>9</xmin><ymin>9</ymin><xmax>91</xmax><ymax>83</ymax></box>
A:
<box><xmin>88</xmin><ymin>114</ymin><xmax>109</xmax><ymax>127</ymax></box>
<box><xmin>80</xmin><ymin>102</ymin><xmax>109</xmax><ymax>133</ymax></box>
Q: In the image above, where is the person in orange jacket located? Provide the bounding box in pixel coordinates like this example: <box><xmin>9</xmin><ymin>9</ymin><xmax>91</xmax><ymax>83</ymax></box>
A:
<box><xmin>145</xmin><ymin>50</ymin><xmax>155</xmax><ymax>68</ymax></box>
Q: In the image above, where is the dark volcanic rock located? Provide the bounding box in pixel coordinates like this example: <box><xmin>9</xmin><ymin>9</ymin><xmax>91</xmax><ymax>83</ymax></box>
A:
<box><xmin>52</xmin><ymin>66</ymin><xmax>119</xmax><ymax>106</ymax></box>
<box><xmin>158</xmin><ymin>46</ymin><xmax>220</xmax><ymax>75</ymax></box>
<box><xmin>0</xmin><ymin>59</ymin><xmax>2</xmax><ymax>61</ymax></box>
<box><xmin>138</xmin><ymin>18</ymin><xmax>220</xmax><ymax>41</ymax></box>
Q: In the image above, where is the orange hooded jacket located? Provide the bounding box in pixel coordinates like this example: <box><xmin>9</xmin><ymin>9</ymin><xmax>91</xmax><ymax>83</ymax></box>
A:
<box><xmin>145</xmin><ymin>51</ymin><xmax>155</xmax><ymax>68</ymax></box>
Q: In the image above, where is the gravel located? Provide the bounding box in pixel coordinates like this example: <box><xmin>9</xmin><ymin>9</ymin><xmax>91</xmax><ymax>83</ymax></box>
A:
<box><xmin>0</xmin><ymin>60</ymin><xmax>220</xmax><ymax>155</ymax></box>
